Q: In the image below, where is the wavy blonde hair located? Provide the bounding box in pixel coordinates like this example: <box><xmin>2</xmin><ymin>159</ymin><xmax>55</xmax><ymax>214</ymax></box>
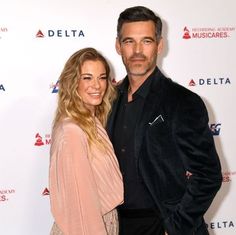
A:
<box><xmin>53</xmin><ymin>47</ymin><xmax>116</xmax><ymax>148</ymax></box>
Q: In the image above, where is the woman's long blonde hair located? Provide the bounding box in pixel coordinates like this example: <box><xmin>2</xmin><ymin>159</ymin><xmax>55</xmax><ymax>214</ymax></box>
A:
<box><xmin>53</xmin><ymin>47</ymin><xmax>116</xmax><ymax>148</ymax></box>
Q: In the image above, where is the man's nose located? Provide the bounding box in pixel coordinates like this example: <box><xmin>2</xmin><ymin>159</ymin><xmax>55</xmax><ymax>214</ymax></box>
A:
<box><xmin>134</xmin><ymin>42</ymin><xmax>143</xmax><ymax>53</ymax></box>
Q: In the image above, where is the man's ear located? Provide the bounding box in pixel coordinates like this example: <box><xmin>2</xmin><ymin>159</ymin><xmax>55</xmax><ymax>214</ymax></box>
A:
<box><xmin>157</xmin><ymin>38</ymin><xmax>163</xmax><ymax>55</ymax></box>
<box><xmin>115</xmin><ymin>38</ymin><xmax>121</xmax><ymax>55</ymax></box>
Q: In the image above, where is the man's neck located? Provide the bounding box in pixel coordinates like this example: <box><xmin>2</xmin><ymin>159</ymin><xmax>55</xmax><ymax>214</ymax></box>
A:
<box><xmin>128</xmin><ymin>67</ymin><xmax>155</xmax><ymax>94</ymax></box>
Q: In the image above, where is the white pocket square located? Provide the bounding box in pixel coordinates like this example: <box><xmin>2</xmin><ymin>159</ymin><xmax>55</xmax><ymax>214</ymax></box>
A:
<box><xmin>148</xmin><ymin>114</ymin><xmax>164</xmax><ymax>126</ymax></box>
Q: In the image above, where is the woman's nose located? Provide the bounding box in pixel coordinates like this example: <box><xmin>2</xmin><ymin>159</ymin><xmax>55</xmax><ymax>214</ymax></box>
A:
<box><xmin>92</xmin><ymin>78</ymin><xmax>101</xmax><ymax>88</ymax></box>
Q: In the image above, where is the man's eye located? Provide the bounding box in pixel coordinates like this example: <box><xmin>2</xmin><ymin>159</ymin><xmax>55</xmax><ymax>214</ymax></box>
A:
<box><xmin>123</xmin><ymin>39</ymin><xmax>133</xmax><ymax>44</ymax></box>
<box><xmin>143</xmin><ymin>39</ymin><xmax>152</xmax><ymax>44</ymax></box>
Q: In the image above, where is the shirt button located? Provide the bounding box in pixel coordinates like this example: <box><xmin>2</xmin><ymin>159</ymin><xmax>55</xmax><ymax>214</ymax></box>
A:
<box><xmin>123</xmin><ymin>125</ymin><xmax>127</xmax><ymax>129</ymax></box>
<box><xmin>121</xmin><ymin>148</ymin><xmax>126</xmax><ymax>153</ymax></box>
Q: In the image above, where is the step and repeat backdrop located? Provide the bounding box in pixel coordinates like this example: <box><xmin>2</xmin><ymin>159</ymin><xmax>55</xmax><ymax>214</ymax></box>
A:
<box><xmin>0</xmin><ymin>0</ymin><xmax>235</xmax><ymax>234</ymax></box>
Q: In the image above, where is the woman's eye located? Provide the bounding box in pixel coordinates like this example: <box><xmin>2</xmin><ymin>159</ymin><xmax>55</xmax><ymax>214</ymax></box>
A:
<box><xmin>81</xmin><ymin>76</ymin><xmax>92</xmax><ymax>80</ymax></box>
<box><xmin>100</xmin><ymin>76</ymin><xmax>108</xmax><ymax>80</ymax></box>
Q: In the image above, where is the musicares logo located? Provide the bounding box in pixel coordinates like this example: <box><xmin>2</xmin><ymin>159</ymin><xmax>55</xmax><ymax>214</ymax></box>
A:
<box><xmin>0</xmin><ymin>189</ymin><xmax>15</xmax><ymax>202</ymax></box>
<box><xmin>183</xmin><ymin>26</ymin><xmax>235</xmax><ymax>39</ymax></box>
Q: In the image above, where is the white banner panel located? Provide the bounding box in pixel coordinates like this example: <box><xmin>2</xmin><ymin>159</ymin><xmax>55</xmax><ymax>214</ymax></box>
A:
<box><xmin>1</xmin><ymin>0</ymin><xmax>235</xmax><ymax>234</ymax></box>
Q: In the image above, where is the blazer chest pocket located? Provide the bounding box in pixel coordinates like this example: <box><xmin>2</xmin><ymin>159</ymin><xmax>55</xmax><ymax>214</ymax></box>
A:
<box><xmin>148</xmin><ymin>114</ymin><xmax>164</xmax><ymax>127</ymax></box>
<box><xmin>146</xmin><ymin>114</ymin><xmax>173</xmax><ymax>153</ymax></box>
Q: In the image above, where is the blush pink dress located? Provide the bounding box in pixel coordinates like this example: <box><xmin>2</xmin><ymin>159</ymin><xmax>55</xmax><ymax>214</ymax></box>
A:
<box><xmin>49</xmin><ymin>118</ymin><xmax>123</xmax><ymax>235</ymax></box>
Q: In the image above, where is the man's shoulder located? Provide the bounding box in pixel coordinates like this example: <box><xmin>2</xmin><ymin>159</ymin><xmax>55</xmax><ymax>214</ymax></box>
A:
<box><xmin>161</xmin><ymin>75</ymin><xmax>200</xmax><ymax>100</ymax></box>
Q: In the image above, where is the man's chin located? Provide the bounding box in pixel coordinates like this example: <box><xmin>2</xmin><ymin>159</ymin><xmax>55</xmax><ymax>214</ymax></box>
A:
<box><xmin>129</xmin><ymin>70</ymin><xmax>147</xmax><ymax>77</ymax></box>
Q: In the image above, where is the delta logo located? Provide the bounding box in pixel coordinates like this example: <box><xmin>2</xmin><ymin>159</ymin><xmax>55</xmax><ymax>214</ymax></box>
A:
<box><xmin>0</xmin><ymin>189</ymin><xmax>16</xmax><ymax>202</ymax></box>
<box><xmin>34</xmin><ymin>133</ymin><xmax>51</xmax><ymax>146</ymax></box>
<box><xmin>210</xmin><ymin>123</ymin><xmax>221</xmax><ymax>136</ymax></box>
<box><xmin>36</xmin><ymin>28</ymin><xmax>85</xmax><ymax>38</ymax></box>
<box><xmin>50</xmin><ymin>80</ymin><xmax>59</xmax><ymax>93</ymax></box>
<box><xmin>222</xmin><ymin>171</ymin><xmax>236</xmax><ymax>183</ymax></box>
<box><xmin>0</xmin><ymin>26</ymin><xmax>8</xmax><ymax>39</ymax></box>
<box><xmin>0</xmin><ymin>84</ymin><xmax>6</xmax><ymax>91</ymax></box>
<box><xmin>42</xmin><ymin>187</ymin><xmax>50</xmax><ymax>196</ymax></box>
<box><xmin>206</xmin><ymin>220</ymin><xmax>235</xmax><ymax>230</ymax></box>
<box><xmin>188</xmin><ymin>77</ymin><xmax>231</xmax><ymax>87</ymax></box>
<box><xmin>182</xmin><ymin>26</ymin><xmax>235</xmax><ymax>39</ymax></box>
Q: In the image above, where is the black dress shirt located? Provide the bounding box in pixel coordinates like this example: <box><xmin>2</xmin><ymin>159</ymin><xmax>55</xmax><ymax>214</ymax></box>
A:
<box><xmin>112</xmin><ymin>73</ymin><xmax>156</xmax><ymax>209</ymax></box>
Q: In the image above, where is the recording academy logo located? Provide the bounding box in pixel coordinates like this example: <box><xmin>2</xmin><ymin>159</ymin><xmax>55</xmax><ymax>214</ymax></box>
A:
<box><xmin>182</xmin><ymin>26</ymin><xmax>235</xmax><ymax>39</ymax></box>
<box><xmin>210</xmin><ymin>123</ymin><xmax>221</xmax><ymax>136</ymax></box>
<box><xmin>0</xmin><ymin>26</ymin><xmax>8</xmax><ymax>39</ymax></box>
<box><xmin>0</xmin><ymin>84</ymin><xmax>5</xmax><ymax>91</ymax></box>
<box><xmin>42</xmin><ymin>188</ymin><xmax>50</xmax><ymax>196</ymax></box>
<box><xmin>189</xmin><ymin>77</ymin><xmax>231</xmax><ymax>86</ymax></box>
<box><xmin>0</xmin><ymin>189</ymin><xmax>16</xmax><ymax>202</ymax></box>
<box><xmin>36</xmin><ymin>28</ymin><xmax>85</xmax><ymax>38</ymax></box>
<box><xmin>50</xmin><ymin>80</ymin><xmax>59</xmax><ymax>93</ymax></box>
<box><xmin>34</xmin><ymin>133</ymin><xmax>51</xmax><ymax>146</ymax></box>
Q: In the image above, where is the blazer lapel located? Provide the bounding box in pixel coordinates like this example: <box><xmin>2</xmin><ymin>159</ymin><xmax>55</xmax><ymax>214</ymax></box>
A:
<box><xmin>134</xmin><ymin>69</ymin><xmax>164</xmax><ymax>159</ymax></box>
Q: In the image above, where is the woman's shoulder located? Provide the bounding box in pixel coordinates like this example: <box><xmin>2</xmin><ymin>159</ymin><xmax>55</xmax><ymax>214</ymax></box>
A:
<box><xmin>54</xmin><ymin>118</ymin><xmax>86</xmax><ymax>141</ymax></box>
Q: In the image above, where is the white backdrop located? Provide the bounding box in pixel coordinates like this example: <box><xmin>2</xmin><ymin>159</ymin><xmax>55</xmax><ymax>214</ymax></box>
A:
<box><xmin>0</xmin><ymin>0</ymin><xmax>235</xmax><ymax>234</ymax></box>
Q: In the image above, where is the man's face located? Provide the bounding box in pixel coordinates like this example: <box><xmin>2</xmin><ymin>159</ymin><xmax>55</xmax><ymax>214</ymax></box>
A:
<box><xmin>116</xmin><ymin>20</ymin><xmax>163</xmax><ymax>79</ymax></box>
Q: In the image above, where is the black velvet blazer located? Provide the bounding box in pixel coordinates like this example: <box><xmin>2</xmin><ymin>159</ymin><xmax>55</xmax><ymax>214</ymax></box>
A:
<box><xmin>107</xmin><ymin>67</ymin><xmax>222</xmax><ymax>235</ymax></box>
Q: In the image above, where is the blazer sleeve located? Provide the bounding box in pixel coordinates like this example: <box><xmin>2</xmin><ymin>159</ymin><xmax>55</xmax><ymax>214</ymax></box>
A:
<box><xmin>49</xmin><ymin>123</ymin><xmax>107</xmax><ymax>235</ymax></box>
<box><xmin>164</xmin><ymin>93</ymin><xmax>222</xmax><ymax>235</ymax></box>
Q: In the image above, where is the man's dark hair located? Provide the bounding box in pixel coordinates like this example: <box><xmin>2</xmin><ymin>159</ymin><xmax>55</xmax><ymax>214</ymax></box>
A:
<box><xmin>117</xmin><ymin>6</ymin><xmax>162</xmax><ymax>41</ymax></box>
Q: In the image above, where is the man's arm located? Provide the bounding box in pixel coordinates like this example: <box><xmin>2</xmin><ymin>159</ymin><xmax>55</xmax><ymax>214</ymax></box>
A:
<box><xmin>164</xmin><ymin>92</ymin><xmax>222</xmax><ymax>235</ymax></box>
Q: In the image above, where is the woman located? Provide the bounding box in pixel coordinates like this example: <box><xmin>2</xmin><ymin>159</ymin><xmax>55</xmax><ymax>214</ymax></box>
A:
<box><xmin>49</xmin><ymin>48</ymin><xmax>123</xmax><ymax>235</ymax></box>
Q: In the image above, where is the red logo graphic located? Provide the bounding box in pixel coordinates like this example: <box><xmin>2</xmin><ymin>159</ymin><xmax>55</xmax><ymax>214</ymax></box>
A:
<box><xmin>34</xmin><ymin>133</ymin><xmax>44</xmax><ymax>146</ymax></box>
<box><xmin>34</xmin><ymin>133</ymin><xmax>51</xmax><ymax>146</ymax></box>
<box><xmin>189</xmin><ymin>79</ymin><xmax>196</xmax><ymax>86</ymax></box>
<box><xmin>183</xmin><ymin>27</ymin><xmax>191</xmax><ymax>39</ymax></box>
<box><xmin>36</xmin><ymin>30</ymin><xmax>44</xmax><ymax>38</ymax></box>
<box><xmin>42</xmin><ymin>188</ymin><xmax>50</xmax><ymax>196</ymax></box>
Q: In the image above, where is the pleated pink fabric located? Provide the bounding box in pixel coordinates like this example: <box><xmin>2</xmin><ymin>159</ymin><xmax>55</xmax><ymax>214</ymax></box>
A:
<box><xmin>49</xmin><ymin>118</ymin><xmax>123</xmax><ymax>235</ymax></box>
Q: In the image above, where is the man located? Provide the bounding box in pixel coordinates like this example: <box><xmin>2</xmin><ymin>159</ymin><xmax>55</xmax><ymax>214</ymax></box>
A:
<box><xmin>107</xmin><ymin>6</ymin><xmax>222</xmax><ymax>235</ymax></box>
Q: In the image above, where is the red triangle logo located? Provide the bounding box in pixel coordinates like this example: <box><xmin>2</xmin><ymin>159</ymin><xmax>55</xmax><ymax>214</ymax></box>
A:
<box><xmin>42</xmin><ymin>188</ymin><xmax>50</xmax><ymax>196</ymax></box>
<box><xmin>189</xmin><ymin>79</ymin><xmax>196</xmax><ymax>86</ymax></box>
<box><xmin>36</xmin><ymin>30</ymin><xmax>44</xmax><ymax>38</ymax></box>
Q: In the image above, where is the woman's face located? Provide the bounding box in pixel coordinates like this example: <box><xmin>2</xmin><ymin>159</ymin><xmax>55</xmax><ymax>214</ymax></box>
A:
<box><xmin>77</xmin><ymin>60</ymin><xmax>107</xmax><ymax>114</ymax></box>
